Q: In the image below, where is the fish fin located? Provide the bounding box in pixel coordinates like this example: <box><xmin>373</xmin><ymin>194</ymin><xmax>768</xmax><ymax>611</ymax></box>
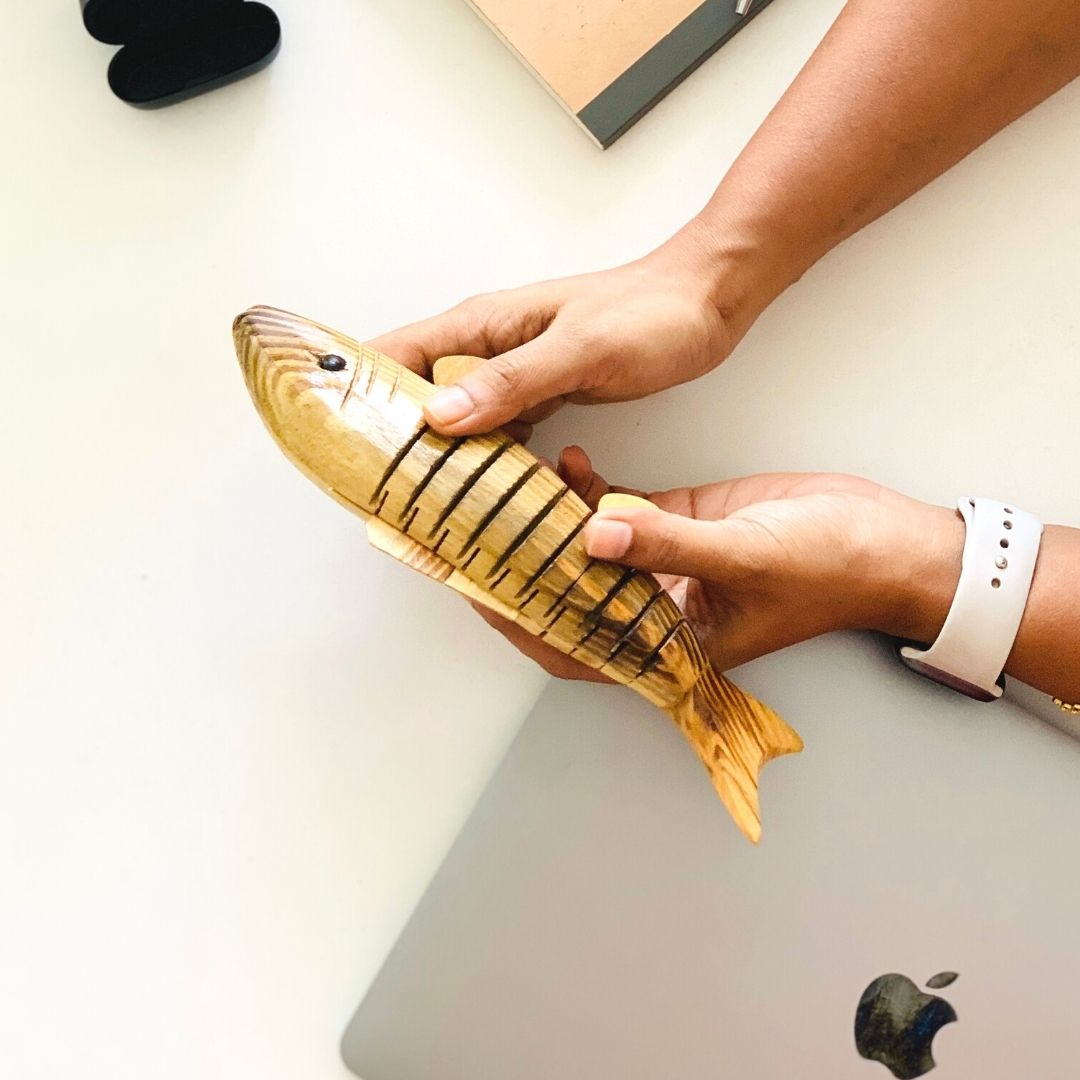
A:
<box><xmin>669</xmin><ymin>670</ymin><xmax>803</xmax><ymax>844</ymax></box>
<box><xmin>597</xmin><ymin>493</ymin><xmax>654</xmax><ymax>511</ymax></box>
<box><xmin>432</xmin><ymin>355</ymin><xmax>486</xmax><ymax>387</ymax></box>
<box><xmin>444</xmin><ymin>569</ymin><xmax>533</xmax><ymax>626</ymax></box>
<box><xmin>365</xmin><ymin>518</ymin><xmax>455</xmax><ymax>583</ymax></box>
<box><xmin>365</xmin><ymin>517</ymin><xmax>532</xmax><ymax>626</ymax></box>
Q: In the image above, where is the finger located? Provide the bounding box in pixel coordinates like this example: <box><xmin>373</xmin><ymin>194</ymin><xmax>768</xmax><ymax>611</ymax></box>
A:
<box><xmin>648</xmin><ymin>473</ymin><xmax>869</xmax><ymax>521</ymax></box>
<box><xmin>470</xmin><ymin>602</ymin><xmax>612</xmax><ymax>683</ymax></box>
<box><xmin>558</xmin><ymin>445</ymin><xmax>647</xmax><ymax>510</ymax></box>
<box><xmin>516</xmin><ymin>397</ymin><xmax>565</xmax><ymax>426</ymax></box>
<box><xmin>501</xmin><ymin>420</ymin><xmax>534</xmax><ymax>445</ymax></box>
<box><xmin>368</xmin><ymin>308</ymin><xmax>490</xmax><ymax>378</ymax></box>
<box><xmin>423</xmin><ymin>329</ymin><xmax>587</xmax><ymax>434</ymax></box>
<box><xmin>583</xmin><ymin>504</ymin><xmax>754</xmax><ymax>581</ymax></box>
<box><xmin>557</xmin><ymin>445</ymin><xmax>603</xmax><ymax>503</ymax></box>
<box><xmin>439</xmin><ymin>365</ymin><xmax>563</xmax><ymax>428</ymax></box>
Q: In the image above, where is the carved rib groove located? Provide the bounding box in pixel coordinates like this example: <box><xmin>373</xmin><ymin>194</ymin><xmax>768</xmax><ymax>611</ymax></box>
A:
<box><xmin>487</xmin><ymin>484</ymin><xmax>569</xmax><ymax>578</ymax></box>
<box><xmin>543</xmin><ymin>558</ymin><xmax>595</xmax><ymax>619</ymax></box>
<box><xmin>371</xmin><ymin>423</ymin><xmax>429</xmax><ymax>505</ymax></box>
<box><xmin>399</xmin><ymin>437</ymin><xmax>467</xmax><ymax>523</ymax></box>
<box><xmin>577</xmin><ymin>567</ymin><xmax>637</xmax><ymax>647</ymax></box>
<box><xmin>456</xmin><ymin>461</ymin><xmax>542</xmax><ymax>559</ymax></box>
<box><xmin>427</xmin><ymin>440</ymin><xmax>513</xmax><ymax>539</ymax></box>
<box><xmin>514</xmin><ymin>517</ymin><xmax>587</xmax><ymax>598</ymax></box>
<box><xmin>607</xmin><ymin>590</ymin><xmax>664</xmax><ymax>663</ymax></box>
<box><xmin>637</xmin><ymin>617</ymin><xmax>688</xmax><ymax>676</ymax></box>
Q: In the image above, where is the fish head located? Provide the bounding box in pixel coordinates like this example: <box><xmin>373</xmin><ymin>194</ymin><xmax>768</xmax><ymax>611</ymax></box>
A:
<box><xmin>233</xmin><ymin>305</ymin><xmax>428</xmax><ymax>511</ymax></box>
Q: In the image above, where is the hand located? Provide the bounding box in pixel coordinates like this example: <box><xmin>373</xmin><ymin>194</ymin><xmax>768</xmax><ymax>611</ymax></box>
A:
<box><xmin>368</xmin><ymin>229</ymin><xmax>755</xmax><ymax>437</ymax></box>
<box><xmin>473</xmin><ymin>447</ymin><xmax>965</xmax><ymax>680</ymax></box>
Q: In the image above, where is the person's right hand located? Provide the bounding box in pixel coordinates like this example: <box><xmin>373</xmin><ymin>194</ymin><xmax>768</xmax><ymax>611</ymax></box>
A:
<box><xmin>368</xmin><ymin>234</ymin><xmax>749</xmax><ymax>437</ymax></box>
<box><xmin>469</xmin><ymin>447</ymin><xmax>965</xmax><ymax>679</ymax></box>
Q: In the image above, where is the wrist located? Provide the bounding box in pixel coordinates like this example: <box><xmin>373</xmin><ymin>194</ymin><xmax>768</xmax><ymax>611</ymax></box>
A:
<box><xmin>870</xmin><ymin>500</ymin><xmax>966</xmax><ymax>645</ymax></box>
<box><xmin>654</xmin><ymin>211</ymin><xmax>806</xmax><ymax>346</ymax></box>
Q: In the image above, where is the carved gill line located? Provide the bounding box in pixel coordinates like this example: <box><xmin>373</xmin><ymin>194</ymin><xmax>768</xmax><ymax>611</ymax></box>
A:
<box><xmin>365</xmin><ymin>348</ymin><xmax>380</xmax><ymax>394</ymax></box>
<box><xmin>339</xmin><ymin>352</ymin><xmax>365</xmax><ymax>410</ymax></box>
<box><xmin>457</xmin><ymin>461</ymin><xmax>542</xmax><ymax>560</ymax></box>
<box><xmin>486</xmin><ymin>483</ymin><xmax>569</xmax><ymax>579</ymax></box>
<box><xmin>370</xmin><ymin>423</ymin><xmax>429</xmax><ymax>506</ymax></box>
<box><xmin>490</xmin><ymin>568</ymin><xmax>512</xmax><ymax>590</ymax></box>
<box><xmin>387</xmin><ymin>364</ymin><xmax>403</xmax><ymax>403</ymax></box>
<box><xmin>636</xmin><ymin>617</ymin><xmax>688</xmax><ymax>676</ymax></box>
<box><xmin>398</xmin><ymin>437</ymin><xmax>468</xmax><ymax>523</ymax></box>
<box><xmin>514</xmin><ymin>517</ymin><xmax>588</xmax><ymax>598</ymax></box>
<box><xmin>606</xmin><ymin>590</ymin><xmax>665</xmax><ymax>663</ymax></box>
<box><xmin>426</xmin><ymin>440</ymin><xmax>514</xmax><ymax>540</ymax></box>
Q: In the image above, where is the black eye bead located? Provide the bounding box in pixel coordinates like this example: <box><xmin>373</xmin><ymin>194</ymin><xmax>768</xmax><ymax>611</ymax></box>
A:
<box><xmin>319</xmin><ymin>354</ymin><xmax>347</xmax><ymax>372</ymax></box>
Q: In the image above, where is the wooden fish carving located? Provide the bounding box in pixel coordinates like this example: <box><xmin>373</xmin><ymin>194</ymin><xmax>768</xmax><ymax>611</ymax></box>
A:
<box><xmin>234</xmin><ymin>305</ymin><xmax>803</xmax><ymax>842</ymax></box>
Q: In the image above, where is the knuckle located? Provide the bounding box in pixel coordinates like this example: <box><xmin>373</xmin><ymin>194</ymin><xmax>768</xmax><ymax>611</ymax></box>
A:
<box><xmin>564</xmin><ymin>320</ymin><xmax>607</xmax><ymax>357</ymax></box>
<box><xmin>482</xmin><ymin>355</ymin><xmax>527</xmax><ymax>397</ymax></box>
<box><xmin>456</xmin><ymin>291</ymin><xmax>493</xmax><ymax>311</ymax></box>
<box><xmin>647</xmin><ymin>521</ymin><xmax>681</xmax><ymax>568</ymax></box>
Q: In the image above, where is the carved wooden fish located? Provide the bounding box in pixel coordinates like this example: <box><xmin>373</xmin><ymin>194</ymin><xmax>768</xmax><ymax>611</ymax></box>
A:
<box><xmin>233</xmin><ymin>305</ymin><xmax>803</xmax><ymax>841</ymax></box>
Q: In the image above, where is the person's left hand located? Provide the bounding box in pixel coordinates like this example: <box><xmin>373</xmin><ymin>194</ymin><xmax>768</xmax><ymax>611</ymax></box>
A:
<box><xmin>472</xmin><ymin>447</ymin><xmax>964</xmax><ymax>679</ymax></box>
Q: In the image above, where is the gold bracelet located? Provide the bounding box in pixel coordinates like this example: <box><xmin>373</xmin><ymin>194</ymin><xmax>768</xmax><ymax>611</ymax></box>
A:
<box><xmin>1053</xmin><ymin>698</ymin><xmax>1080</xmax><ymax>714</ymax></box>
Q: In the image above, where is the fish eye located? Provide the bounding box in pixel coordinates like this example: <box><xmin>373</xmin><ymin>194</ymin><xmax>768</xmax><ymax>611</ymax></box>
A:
<box><xmin>319</xmin><ymin>354</ymin><xmax>347</xmax><ymax>372</ymax></box>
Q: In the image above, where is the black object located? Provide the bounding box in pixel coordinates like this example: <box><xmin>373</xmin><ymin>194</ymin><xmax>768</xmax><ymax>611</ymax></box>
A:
<box><xmin>81</xmin><ymin>0</ymin><xmax>280</xmax><ymax>107</ymax></box>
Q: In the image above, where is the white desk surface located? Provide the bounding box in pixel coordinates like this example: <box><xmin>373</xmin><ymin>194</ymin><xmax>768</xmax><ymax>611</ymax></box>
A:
<box><xmin>3</xmin><ymin>1</ymin><xmax>1078</xmax><ymax>1077</ymax></box>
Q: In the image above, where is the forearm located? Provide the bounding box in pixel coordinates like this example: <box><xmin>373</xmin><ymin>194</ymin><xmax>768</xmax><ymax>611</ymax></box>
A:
<box><xmin>885</xmin><ymin>514</ymin><xmax>1080</xmax><ymax>702</ymax></box>
<box><xmin>663</xmin><ymin>0</ymin><xmax>1080</xmax><ymax>335</ymax></box>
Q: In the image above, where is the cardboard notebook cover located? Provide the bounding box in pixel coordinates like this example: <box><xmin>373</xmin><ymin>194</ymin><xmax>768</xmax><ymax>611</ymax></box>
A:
<box><xmin>464</xmin><ymin>0</ymin><xmax>776</xmax><ymax>148</ymax></box>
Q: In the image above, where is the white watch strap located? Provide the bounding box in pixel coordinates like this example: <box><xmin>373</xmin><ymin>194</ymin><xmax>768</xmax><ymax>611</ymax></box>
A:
<box><xmin>900</xmin><ymin>497</ymin><xmax>1043</xmax><ymax>700</ymax></box>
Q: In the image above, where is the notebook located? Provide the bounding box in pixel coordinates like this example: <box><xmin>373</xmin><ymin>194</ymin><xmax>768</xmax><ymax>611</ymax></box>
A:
<box><xmin>464</xmin><ymin>0</ymin><xmax>777</xmax><ymax>147</ymax></box>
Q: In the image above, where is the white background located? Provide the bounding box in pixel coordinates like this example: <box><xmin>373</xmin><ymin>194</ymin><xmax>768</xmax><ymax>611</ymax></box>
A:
<box><xmin>2</xmin><ymin>1</ymin><xmax>1078</xmax><ymax>1077</ymax></box>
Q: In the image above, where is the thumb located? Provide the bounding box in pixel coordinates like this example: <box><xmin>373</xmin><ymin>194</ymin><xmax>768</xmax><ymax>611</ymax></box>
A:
<box><xmin>423</xmin><ymin>330</ymin><xmax>585</xmax><ymax>434</ymax></box>
<box><xmin>584</xmin><ymin>504</ymin><xmax>752</xmax><ymax>581</ymax></box>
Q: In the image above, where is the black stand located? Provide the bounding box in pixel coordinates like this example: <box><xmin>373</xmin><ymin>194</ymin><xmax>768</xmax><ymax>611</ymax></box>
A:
<box><xmin>81</xmin><ymin>0</ymin><xmax>281</xmax><ymax>107</ymax></box>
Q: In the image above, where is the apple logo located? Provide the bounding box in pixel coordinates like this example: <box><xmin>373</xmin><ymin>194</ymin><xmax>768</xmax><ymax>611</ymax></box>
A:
<box><xmin>855</xmin><ymin>971</ymin><xmax>958</xmax><ymax>1078</ymax></box>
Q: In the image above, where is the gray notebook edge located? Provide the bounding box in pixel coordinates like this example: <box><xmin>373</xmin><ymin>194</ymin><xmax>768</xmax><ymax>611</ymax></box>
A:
<box><xmin>463</xmin><ymin>0</ymin><xmax>778</xmax><ymax>149</ymax></box>
<box><xmin>577</xmin><ymin>0</ymin><xmax>778</xmax><ymax>148</ymax></box>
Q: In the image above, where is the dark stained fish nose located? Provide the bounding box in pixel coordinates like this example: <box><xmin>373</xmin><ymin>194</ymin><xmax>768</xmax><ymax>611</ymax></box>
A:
<box><xmin>232</xmin><ymin>306</ymin><xmax>304</xmax><ymax>383</ymax></box>
<box><xmin>233</xmin><ymin>305</ymin><xmax>294</xmax><ymax>345</ymax></box>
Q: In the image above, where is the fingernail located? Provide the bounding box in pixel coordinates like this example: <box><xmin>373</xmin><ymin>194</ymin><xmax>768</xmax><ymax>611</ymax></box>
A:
<box><xmin>586</xmin><ymin>518</ymin><xmax>632</xmax><ymax>559</ymax></box>
<box><xmin>425</xmin><ymin>386</ymin><xmax>473</xmax><ymax>426</ymax></box>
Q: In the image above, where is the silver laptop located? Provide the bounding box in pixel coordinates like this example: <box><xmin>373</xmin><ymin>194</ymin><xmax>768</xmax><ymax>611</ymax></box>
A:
<box><xmin>341</xmin><ymin>632</ymin><xmax>1080</xmax><ymax>1079</ymax></box>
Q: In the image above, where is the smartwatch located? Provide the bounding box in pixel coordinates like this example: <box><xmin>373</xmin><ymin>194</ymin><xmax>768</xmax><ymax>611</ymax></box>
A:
<box><xmin>898</xmin><ymin>497</ymin><xmax>1043</xmax><ymax>702</ymax></box>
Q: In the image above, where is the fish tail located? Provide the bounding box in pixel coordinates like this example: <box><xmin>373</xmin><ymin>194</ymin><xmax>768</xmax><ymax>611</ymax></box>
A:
<box><xmin>667</xmin><ymin>667</ymin><xmax>803</xmax><ymax>844</ymax></box>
